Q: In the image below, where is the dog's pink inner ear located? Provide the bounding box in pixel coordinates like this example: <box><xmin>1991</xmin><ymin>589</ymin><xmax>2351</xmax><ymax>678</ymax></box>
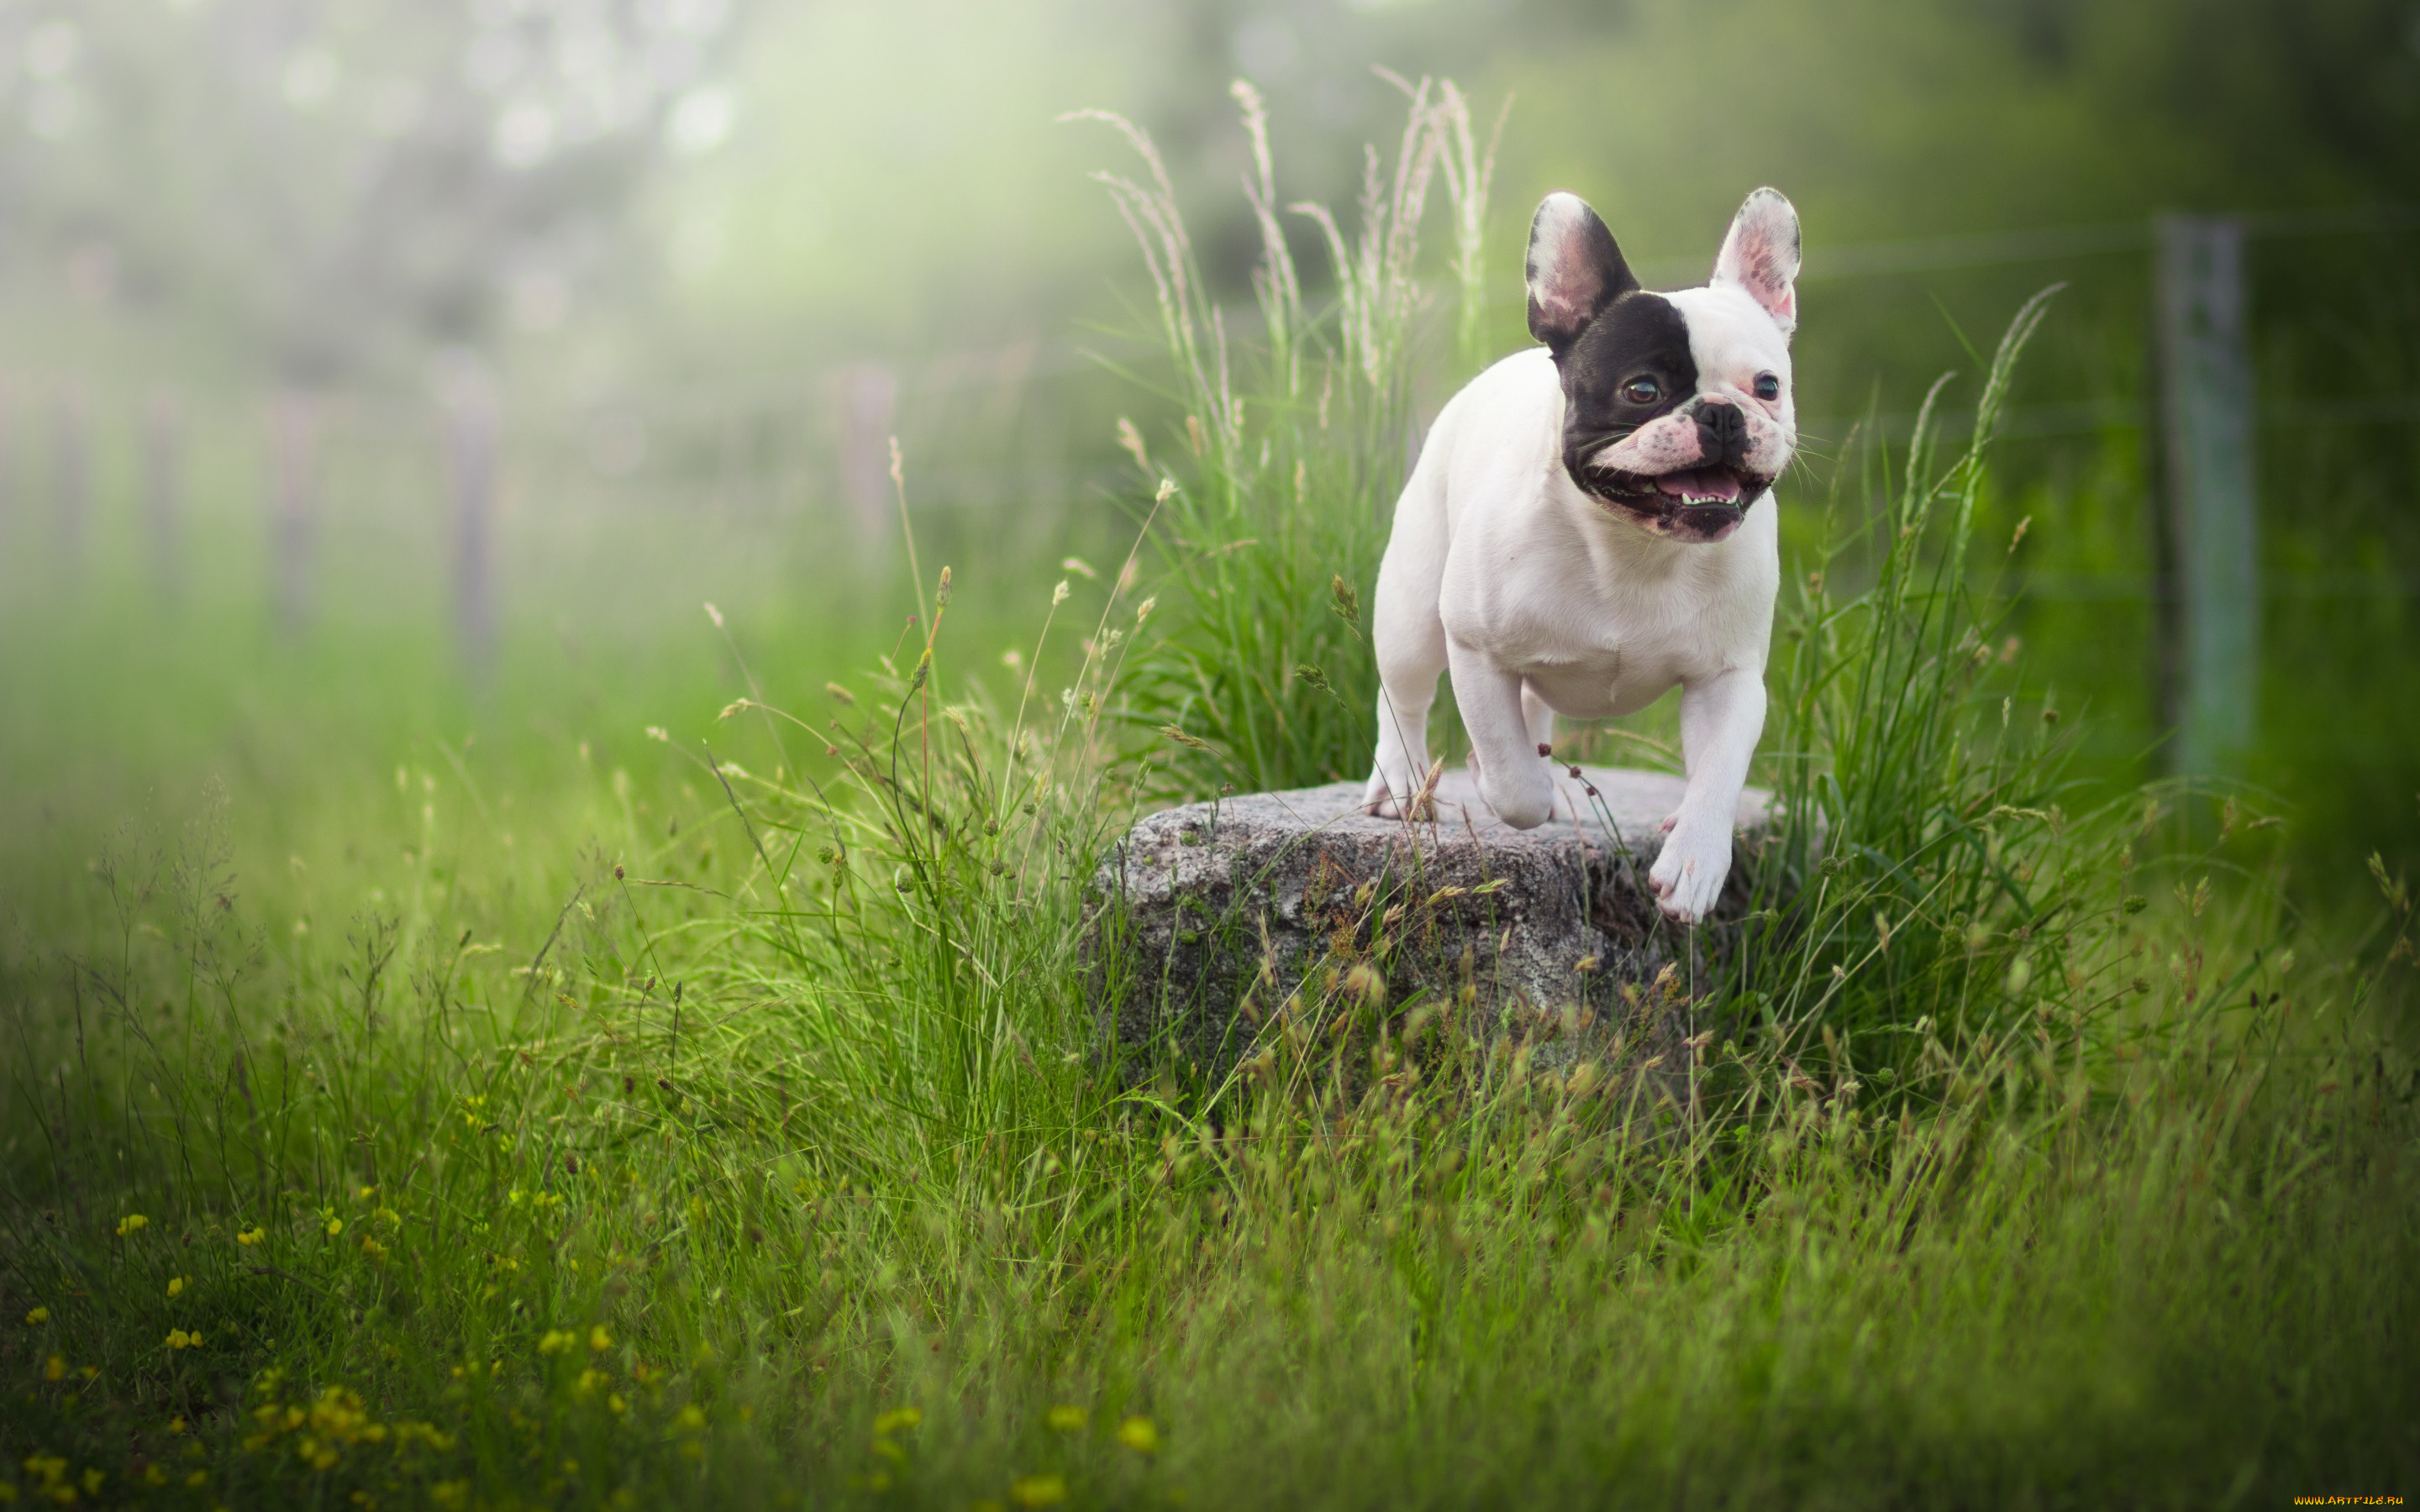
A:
<box><xmin>1527</xmin><ymin>193</ymin><xmax>1633</xmax><ymax>352</ymax></box>
<box><xmin>1713</xmin><ymin>188</ymin><xmax>1802</xmax><ymax>333</ymax></box>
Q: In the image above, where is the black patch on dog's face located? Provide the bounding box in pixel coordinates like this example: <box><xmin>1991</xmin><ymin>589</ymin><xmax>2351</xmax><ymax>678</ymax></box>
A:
<box><xmin>1560</xmin><ymin>291</ymin><xmax>1697</xmax><ymax>448</ymax></box>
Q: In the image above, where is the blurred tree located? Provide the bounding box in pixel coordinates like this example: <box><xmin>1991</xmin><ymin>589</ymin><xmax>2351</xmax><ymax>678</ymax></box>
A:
<box><xmin>1975</xmin><ymin>0</ymin><xmax>2420</xmax><ymax>204</ymax></box>
<box><xmin>0</xmin><ymin>0</ymin><xmax>744</xmax><ymax>385</ymax></box>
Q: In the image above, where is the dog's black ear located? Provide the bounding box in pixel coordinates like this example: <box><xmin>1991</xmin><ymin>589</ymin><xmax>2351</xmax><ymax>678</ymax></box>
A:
<box><xmin>1526</xmin><ymin>192</ymin><xmax>1637</xmax><ymax>357</ymax></box>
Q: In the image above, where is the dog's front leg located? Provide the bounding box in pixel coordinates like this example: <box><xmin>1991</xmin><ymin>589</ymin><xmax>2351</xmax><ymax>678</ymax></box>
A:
<box><xmin>1449</xmin><ymin>640</ymin><xmax>1555</xmax><ymax>829</ymax></box>
<box><xmin>1649</xmin><ymin>667</ymin><xmax>1767</xmax><ymax>922</ymax></box>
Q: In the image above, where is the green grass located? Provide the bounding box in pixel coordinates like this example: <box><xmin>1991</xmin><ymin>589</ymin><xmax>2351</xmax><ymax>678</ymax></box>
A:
<box><xmin>4</xmin><ymin>88</ymin><xmax>2418</xmax><ymax>1512</ymax></box>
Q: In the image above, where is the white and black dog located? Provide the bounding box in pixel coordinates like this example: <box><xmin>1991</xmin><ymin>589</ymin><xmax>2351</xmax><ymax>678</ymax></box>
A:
<box><xmin>1361</xmin><ymin>187</ymin><xmax>1801</xmax><ymax>924</ymax></box>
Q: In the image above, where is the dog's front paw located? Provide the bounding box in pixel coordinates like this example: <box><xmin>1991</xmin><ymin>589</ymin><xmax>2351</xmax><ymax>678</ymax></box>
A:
<box><xmin>1648</xmin><ymin>825</ymin><xmax>1733</xmax><ymax>924</ymax></box>
<box><xmin>1361</xmin><ymin>760</ymin><xmax>1429</xmax><ymax>820</ymax></box>
<box><xmin>1479</xmin><ymin>766</ymin><xmax>1555</xmax><ymax>830</ymax></box>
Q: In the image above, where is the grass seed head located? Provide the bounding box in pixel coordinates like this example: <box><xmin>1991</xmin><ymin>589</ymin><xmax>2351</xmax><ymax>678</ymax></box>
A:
<box><xmin>1115</xmin><ymin>416</ymin><xmax>1150</xmax><ymax>472</ymax></box>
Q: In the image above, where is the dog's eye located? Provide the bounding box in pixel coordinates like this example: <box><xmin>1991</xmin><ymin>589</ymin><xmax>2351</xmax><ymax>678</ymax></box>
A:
<box><xmin>1620</xmin><ymin>376</ymin><xmax>1662</xmax><ymax>404</ymax></box>
<box><xmin>1754</xmin><ymin>372</ymin><xmax>1782</xmax><ymax>402</ymax></box>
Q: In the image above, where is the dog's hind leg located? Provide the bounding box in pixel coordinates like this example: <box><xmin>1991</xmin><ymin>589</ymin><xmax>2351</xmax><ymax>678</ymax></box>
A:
<box><xmin>1363</xmin><ymin>461</ymin><xmax>1451</xmax><ymax>816</ymax></box>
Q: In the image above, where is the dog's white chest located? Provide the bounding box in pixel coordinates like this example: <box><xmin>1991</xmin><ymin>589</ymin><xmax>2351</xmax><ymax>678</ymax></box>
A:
<box><xmin>1449</xmin><ymin>512</ymin><xmax>1774</xmax><ymax>718</ymax></box>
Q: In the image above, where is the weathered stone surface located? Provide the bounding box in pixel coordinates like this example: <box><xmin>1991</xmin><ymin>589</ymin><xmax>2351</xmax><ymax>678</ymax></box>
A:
<box><xmin>1089</xmin><ymin>765</ymin><xmax>1772</xmax><ymax>1068</ymax></box>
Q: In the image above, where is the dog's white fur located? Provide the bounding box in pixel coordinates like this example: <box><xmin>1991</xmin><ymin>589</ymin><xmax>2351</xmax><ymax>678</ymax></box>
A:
<box><xmin>1361</xmin><ymin>190</ymin><xmax>1801</xmax><ymax>923</ymax></box>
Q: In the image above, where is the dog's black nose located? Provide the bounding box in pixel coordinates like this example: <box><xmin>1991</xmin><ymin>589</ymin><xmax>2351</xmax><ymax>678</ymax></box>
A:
<box><xmin>1696</xmin><ymin>400</ymin><xmax>1748</xmax><ymax>467</ymax></box>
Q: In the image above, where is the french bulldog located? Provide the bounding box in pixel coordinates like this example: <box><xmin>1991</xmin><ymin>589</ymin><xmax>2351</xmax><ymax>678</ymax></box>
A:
<box><xmin>1360</xmin><ymin>187</ymin><xmax>1801</xmax><ymax>924</ymax></box>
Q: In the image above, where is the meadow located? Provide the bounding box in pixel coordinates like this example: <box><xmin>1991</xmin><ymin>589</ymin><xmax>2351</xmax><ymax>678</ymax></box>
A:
<box><xmin>3</xmin><ymin>87</ymin><xmax>2416</xmax><ymax>1512</ymax></box>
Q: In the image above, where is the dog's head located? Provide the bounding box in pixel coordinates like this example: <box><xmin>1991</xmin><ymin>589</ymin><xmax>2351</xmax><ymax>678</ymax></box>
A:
<box><xmin>1526</xmin><ymin>188</ymin><xmax>1800</xmax><ymax>543</ymax></box>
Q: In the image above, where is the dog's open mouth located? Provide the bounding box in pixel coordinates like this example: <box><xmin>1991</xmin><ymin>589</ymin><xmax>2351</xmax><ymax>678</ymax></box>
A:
<box><xmin>1574</xmin><ymin>459</ymin><xmax>1771</xmax><ymax>540</ymax></box>
<box><xmin>1650</xmin><ymin>465</ymin><xmax>1748</xmax><ymax>506</ymax></box>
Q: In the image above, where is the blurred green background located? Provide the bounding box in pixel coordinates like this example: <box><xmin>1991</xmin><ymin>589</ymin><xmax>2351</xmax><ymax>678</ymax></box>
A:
<box><xmin>2</xmin><ymin>0</ymin><xmax>2414</xmax><ymax>900</ymax></box>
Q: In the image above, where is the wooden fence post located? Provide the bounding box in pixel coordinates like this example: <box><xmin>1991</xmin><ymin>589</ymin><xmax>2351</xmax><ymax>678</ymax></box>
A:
<box><xmin>55</xmin><ymin>383</ymin><xmax>88</xmax><ymax>571</ymax></box>
<box><xmin>0</xmin><ymin>378</ymin><xmax>14</xmax><ymax>575</ymax></box>
<box><xmin>143</xmin><ymin>390</ymin><xmax>182</xmax><ymax>604</ymax></box>
<box><xmin>271</xmin><ymin>391</ymin><xmax>318</xmax><ymax>633</ymax></box>
<box><xmin>839</xmin><ymin>364</ymin><xmax>898</xmax><ymax>549</ymax></box>
<box><xmin>445</xmin><ymin>377</ymin><xmax>498</xmax><ymax>681</ymax></box>
<box><xmin>2154</xmin><ymin>216</ymin><xmax>2259</xmax><ymax>777</ymax></box>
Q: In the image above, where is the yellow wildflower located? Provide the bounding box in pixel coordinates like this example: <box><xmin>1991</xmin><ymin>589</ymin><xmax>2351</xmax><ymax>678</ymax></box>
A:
<box><xmin>1045</xmin><ymin>1405</ymin><xmax>1086</xmax><ymax>1433</ymax></box>
<box><xmin>607</xmin><ymin>1394</ymin><xmax>627</xmax><ymax>1416</ymax></box>
<box><xmin>166</xmin><ymin>1278</ymin><xmax>186</xmax><ymax>1298</ymax></box>
<box><xmin>237</xmin><ymin>1227</ymin><xmax>266</xmax><ymax>1247</ymax></box>
<box><xmin>872</xmin><ymin>1407</ymin><xmax>922</xmax><ymax>1435</ymax></box>
<box><xmin>536</xmin><ymin>1330</ymin><xmax>576</xmax><ymax>1356</ymax></box>
<box><xmin>166</xmin><ymin>1329</ymin><xmax>197</xmax><ymax>1350</ymax></box>
<box><xmin>1118</xmin><ymin>1416</ymin><xmax>1160</xmax><ymax>1454</ymax></box>
<box><xmin>43</xmin><ymin>1355</ymin><xmax>65</xmax><ymax>1381</ymax></box>
<box><xmin>324</xmin><ymin>1217</ymin><xmax>343</xmax><ymax>1238</ymax></box>
<box><xmin>360</xmin><ymin>1236</ymin><xmax>387</xmax><ymax>1262</ymax></box>
<box><xmin>588</xmin><ymin>1325</ymin><xmax>611</xmax><ymax>1352</ymax></box>
<box><xmin>676</xmin><ymin>1404</ymin><xmax>707</xmax><ymax>1431</ymax></box>
<box><xmin>1009</xmin><ymin>1473</ymin><xmax>1069</xmax><ymax>1507</ymax></box>
<box><xmin>24</xmin><ymin>1308</ymin><xmax>47</xmax><ymax>1326</ymax></box>
<box><xmin>116</xmin><ymin>1214</ymin><xmax>149</xmax><ymax>1237</ymax></box>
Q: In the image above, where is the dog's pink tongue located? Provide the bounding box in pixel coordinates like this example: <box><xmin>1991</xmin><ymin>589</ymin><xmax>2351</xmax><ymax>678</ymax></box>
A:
<box><xmin>1654</xmin><ymin>468</ymin><xmax>1743</xmax><ymax>503</ymax></box>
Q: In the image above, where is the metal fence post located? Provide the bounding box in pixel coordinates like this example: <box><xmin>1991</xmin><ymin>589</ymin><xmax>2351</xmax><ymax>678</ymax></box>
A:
<box><xmin>2154</xmin><ymin>216</ymin><xmax>2258</xmax><ymax>777</ymax></box>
